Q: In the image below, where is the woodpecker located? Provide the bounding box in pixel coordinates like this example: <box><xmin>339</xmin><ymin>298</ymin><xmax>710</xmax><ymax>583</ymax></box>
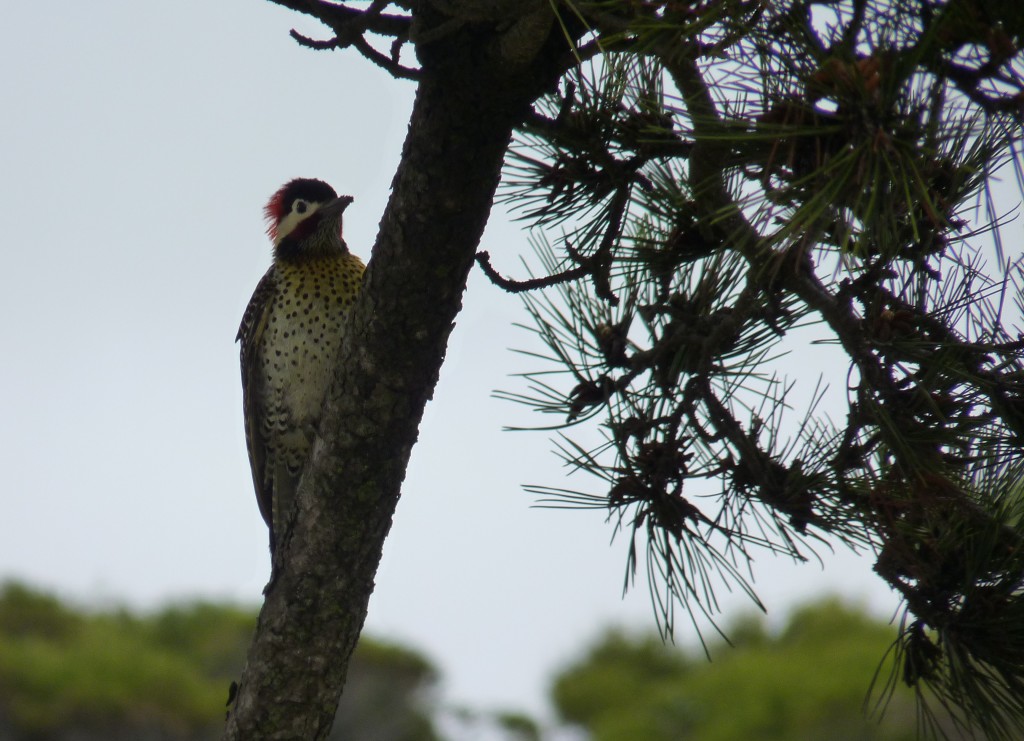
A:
<box><xmin>237</xmin><ymin>178</ymin><xmax>364</xmax><ymax>554</ymax></box>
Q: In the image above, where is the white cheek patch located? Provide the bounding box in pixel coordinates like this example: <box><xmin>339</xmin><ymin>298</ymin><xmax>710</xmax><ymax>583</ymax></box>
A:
<box><xmin>274</xmin><ymin>202</ymin><xmax>322</xmax><ymax>245</ymax></box>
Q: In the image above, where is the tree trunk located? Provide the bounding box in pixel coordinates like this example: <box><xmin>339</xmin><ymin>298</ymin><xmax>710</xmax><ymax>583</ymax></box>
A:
<box><xmin>223</xmin><ymin>8</ymin><xmax>568</xmax><ymax>739</ymax></box>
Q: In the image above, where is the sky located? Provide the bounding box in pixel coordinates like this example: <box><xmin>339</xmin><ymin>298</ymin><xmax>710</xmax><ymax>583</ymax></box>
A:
<box><xmin>3</xmin><ymin>0</ymin><xmax>1001</xmax><ymax>728</ymax></box>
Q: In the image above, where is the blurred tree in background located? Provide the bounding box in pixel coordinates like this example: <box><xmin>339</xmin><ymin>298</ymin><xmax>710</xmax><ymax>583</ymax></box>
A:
<box><xmin>2</xmin><ymin>581</ymin><xmax>983</xmax><ymax>740</ymax></box>
<box><xmin>551</xmin><ymin>599</ymin><xmax>952</xmax><ymax>741</ymax></box>
<box><xmin>0</xmin><ymin>582</ymin><xmax>441</xmax><ymax>741</ymax></box>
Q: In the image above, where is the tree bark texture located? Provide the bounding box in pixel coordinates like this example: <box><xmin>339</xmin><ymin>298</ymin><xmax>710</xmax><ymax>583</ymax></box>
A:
<box><xmin>224</xmin><ymin>7</ymin><xmax>569</xmax><ymax>739</ymax></box>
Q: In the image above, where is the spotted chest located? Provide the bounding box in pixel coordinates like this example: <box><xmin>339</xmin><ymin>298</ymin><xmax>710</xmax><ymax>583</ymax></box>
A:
<box><xmin>256</xmin><ymin>253</ymin><xmax>365</xmax><ymax>452</ymax></box>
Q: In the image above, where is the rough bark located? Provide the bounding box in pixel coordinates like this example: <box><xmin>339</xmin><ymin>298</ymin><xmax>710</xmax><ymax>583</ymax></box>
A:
<box><xmin>223</xmin><ymin>7</ymin><xmax>569</xmax><ymax>739</ymax></box>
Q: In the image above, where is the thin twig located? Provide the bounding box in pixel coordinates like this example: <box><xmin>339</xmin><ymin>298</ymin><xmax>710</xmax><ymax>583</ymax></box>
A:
<box><xmin>475</xmin><ymin>251</ymin><xmax>589</xmax><ymax>293</ymax></box>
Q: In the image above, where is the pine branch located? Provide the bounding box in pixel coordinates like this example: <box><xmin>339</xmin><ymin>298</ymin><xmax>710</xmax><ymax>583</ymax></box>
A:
<box><xmin>501</xmin><ymin>2</ymin><xmax>1024</xmax><ymax>735</ymax></box>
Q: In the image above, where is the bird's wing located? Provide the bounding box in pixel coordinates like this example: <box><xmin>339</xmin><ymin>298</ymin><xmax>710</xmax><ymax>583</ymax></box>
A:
<box><xmin>237</xmin><ymin>267</ymin><xmax>277</xmax><ymax>529</ymax></box>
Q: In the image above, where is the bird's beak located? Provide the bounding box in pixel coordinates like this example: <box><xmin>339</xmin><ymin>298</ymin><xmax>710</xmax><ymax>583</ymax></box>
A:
<box><xmin>320</xmin><ymin>194</ymin><xmax>354</xmax><ymax>220</ymax></box>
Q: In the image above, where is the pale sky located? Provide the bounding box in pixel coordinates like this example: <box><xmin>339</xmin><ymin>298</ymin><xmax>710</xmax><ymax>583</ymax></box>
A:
<box><xmin>2</xmin><ymin>0</ymin><xmax>965</xmax><ymax>726</ymax></box>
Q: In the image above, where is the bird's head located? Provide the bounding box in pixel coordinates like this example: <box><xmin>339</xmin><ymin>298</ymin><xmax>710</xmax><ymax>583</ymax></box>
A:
<box><xmin>264</xmin><ymin>178</ymin><xmax>354</xmax><ymax>256</ymax></box>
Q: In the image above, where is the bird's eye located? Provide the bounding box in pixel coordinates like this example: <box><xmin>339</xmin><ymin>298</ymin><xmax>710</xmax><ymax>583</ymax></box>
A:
<box><xmin>294</xmin><ymin>200</ymin><xmax>309</xmax><ymax>215</ymax></box>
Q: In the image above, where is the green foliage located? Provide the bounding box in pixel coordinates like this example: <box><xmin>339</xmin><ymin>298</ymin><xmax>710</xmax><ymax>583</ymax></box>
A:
<box><xmin>0</xmin><ymin>585</ymin><xmax>226</xmax><ymax>738</ymax></box>
<box><xmin>0</xmin><ymin>581</ymin><xmax>444</xmax><ymax>741</ymax></box>
<box><xmin>335</xmin><ymin>638</ymin><xmax>442</xmax><ymax>741</ymax></box>
<box><xmin>551</xmin><ymin>599</ymin><xmax>956</xmax><ymax>741</ymax></box>
<box><xmin>0</xmin><ymin>581</ymin><xmax>83</xmax><ymax>641</ymax></box>
<box><xmin>493</xmin><ymin>710</ymin><xmax>543</xmax><ymax>741</ymax></box>
<box><xmin>145</xmin><ymin>601</ymin><xmax>256</xmax><ymax>680</ymax></box>
<box><xmin>553</xmin><ymin>628</ymin><xmax>694</xmax><ymax>731</ymax></box>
